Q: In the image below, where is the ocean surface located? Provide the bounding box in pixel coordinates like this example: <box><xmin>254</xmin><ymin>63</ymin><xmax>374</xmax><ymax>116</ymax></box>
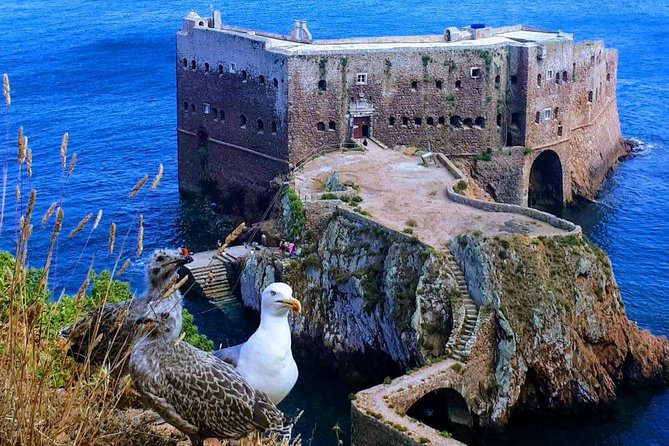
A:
<box><xmin>1</xmin><ymin>0</ymin><xmax>668</xmax><ymax>444</ymax></box>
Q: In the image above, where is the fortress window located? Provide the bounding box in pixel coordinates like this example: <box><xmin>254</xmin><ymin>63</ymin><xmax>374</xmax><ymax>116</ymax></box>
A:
<box><xmin>204</xmin><ymin>63</ymin><xmax>210</xmax><ymax>73</ymax></box>
<box><xmin>436</xmin><ymin>80</ymin><xmax>443</xmax><ymax>89</ymax></box>
<box><xmin>607</xmin><ymin>73</ymin><xmax>611</xmax><ymax>82</ymax></box>
<box><xmin>426</xmin><ymin>117</ymin><xmax>434</xmax><ymax>126</ymax></box>
<box><xmin>388</xmin><ymin>117</ymin><xmax>395</xmax><ymax>126</ymax></box>
<box><xmin>563</xmin><ymin>71</ymin><xmax>568</xmax><ymax>82</ymax></box>
<box><xmin>218</xmin><ymin>64</ymin><xmax>224</xmax><ymax>74</ymax></box>
<box><xmin>272</xmin><ymin>121</ymin><xmax>277</xmax><ymax>134</ymax></box>
<box><xmin>496</xmin><ymin>113</ymin><xmax>502</xmax><ymax>127</ymax></box>
<box><xmin>542</xmin><ymin>109</ymin><xmax>551</xmax><ymax>121</ymax></box>
<box><xmin>475</xmin><ymin>117</ymin><xmax>486</xmax><ymax>128</ymax></box>
<box><xmin>329</xmin><ymin>121</ymin><xmax>336</xmax><ymax>131</ymax></box>
<box><xmin>535</xmin><ymin>111</ymin><xmax>540</xmax><ymax>123</ymax></box>
<box><xmin>537</xmin><ymin>73</ymin><xmax>542</xmax><ymax>86</ymax></box>
<box><xmin>202</xmin><ymin>103</ymin><xmax>211</xmax><ymax>114</ymax></box>
<box><xmin>219</xmin><ymin>110</ymin><xmax>225</xmax><ymax>120</ymax></box>
<box><xmin>356</xmin><ymin>73</ymin><xmax>368</xmax><ymax>85</ymax></box>
<box><xmin>414</xmin><ymin>117</ymin><xmax>422</xmax><ymax>126</ymax></box>
<box><xmin>183</xmin><ymin>101</ymin><xmax>188</xmax><ymax>110</ymax></box>
<box><xmin>438</xmin><ymin>116</ymin><xmax>445</xmax><ymax>126</ymax></box>
<box><xmin>241</xmin><ymin>70</ymin><xmax>248</xmax><ymax>82</ymax></box>
<box><xmin>411</xmin><ymin>80</ymin><xmax>418</xmax><ymax>90</ymax></box>
<box><xmin>470</xmin><ymin>67</ymin><xmax>481</xmax><ymax>79</ymax></box>
<box><xmin>240</xmin><ymin>114</ymin><xmax>247</xmax><ymax>128</ymax></box>
<box><xmin>449</xmin><ymin>115</ymin><xmax>462</xmax><ymax>128</ymax></box>
<box><xmin>402</xmin><ymin>117</ymin><xmax>409</xmax><ymax>127</ymax></box>
<box><xmin>212</xmin><ymin>108</ymin><xmax>218</xmax><ymax>118</ymax></box>
<box><xmin>463</xmin><ymin>118</ymin><xmax>473</xmax><ymax>128</ymax></box>
<box><xmin>590</xmin><ymin>55</ymin><xmax>595</xmax><ymax>65</ymax></box>
<box><xmin>546</xmin><ymin>70</ymin><xmax>553</xmax><ymax>80</ymax></box>
<box><xmin>182</xmin><ymin>58</ymin><xmax>188</xmax><ymax>67</ymax></box>
<box><xmin>455</xmin><ymin>80</ymin><xmax>461</xmax><ymax>89</ymax></box>
<box><xmin>588</xmin><ymin>90</ymin><xmax>593</xmax><ymax>103</ymax></box>
<box><xmin>317</xmin><ymin>122</ymin><xmax>325</xmax><ymax>131</ymax></box>
<box><xmin>273</xmin><ymin>78</ymin><xmax>279</xmax><ymax>87</ymax></box>
<box><xmin>555</xmin><ymin>74</ymin><xmax>560</xmax><ymax>85</ymax></box>
<box><xmin>318</xmin><ymin>80</ymin><xmax>327</xmax><ymax>91</ymax></box>
<box><xmin>495</xmin><ymin>75</ymin><xmax>500</xmax><ymax>85</ymax></box>
<box><xmin>230</xmin><ymin>63</ymin><xmax>237</xmax><ymax>73</ymax></box>
<box><xmin>191</xmin><ymin>60</ymin><xmax>196</xmax><ymax>70</ymax></box>
<box><xmin>259</xmin><ymin>75</ymin><xmax>266</xmax><ymax>85</ymax></box>
<box><xmin>558</xmin><ymin>125</ymin><xmax>563</xmax><ymax>136</ymax></box>
<box><xmin>198</xmin><ymin>21</ymin><xmax>204</xmax><ymax>26</ymax></box>
<box><xmin>257</xmin><ymin>119</ymin><xmax>264</xmax><ymax>133</ymax></box>
<box><xmin>554</xmin><ymin>107</ymin><xmax>559</xmax><ymax>117</ymax></box>
<box><xmin>191</xmin><ymin>104</ymin><xmax>196</xmax><ymax>112</ymax></box>
<box><xmin>510</xmin><ymin>75</ymin><xmax>517</xmax><ymax>85</ymax></box>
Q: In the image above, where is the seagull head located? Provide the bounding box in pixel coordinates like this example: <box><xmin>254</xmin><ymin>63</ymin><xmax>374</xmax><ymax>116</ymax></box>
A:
<box><xmin>261</xmin><ymin>282</ymin><xmax>301</xmax><ymax>317</ymax></box>
<box><xmin>145</xmin><ymin>248</ymin><xmax>193</xmax><ymax>291</ymax></box>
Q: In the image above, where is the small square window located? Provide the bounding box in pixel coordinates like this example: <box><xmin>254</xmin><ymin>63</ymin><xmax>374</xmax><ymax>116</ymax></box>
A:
<box><xmin>542</xmin><ymin>108</ymin><xmax>552</xmax><ymax>121</ymax></box>
<box><xmin>356</xmin><ymin>73</ymin><xmax>368</xmax><ymax>85</ymax></box>
<box><xmin>203</xmin><ymin>103</ymin><xmax>211</xmax><ymax>114</ymax></box>
<box><xmin>546</xmin><ymin>70</ymin><xmax>554</xmax><ymax>79</ymax></box>
<box><xmin>470</xmin><ymin>67</ymin><xmax>481</xmax><ymax>78</ymax></box>
<box><xmin>229</xmin><ymin>63</ymin><xmax>236</xmax><ymax>73</ymax></box>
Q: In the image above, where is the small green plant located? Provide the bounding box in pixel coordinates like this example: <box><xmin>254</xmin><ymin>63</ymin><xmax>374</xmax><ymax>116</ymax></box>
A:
<box><xmin>321</xmin><ymin>192</ymin><xmax>338</xmax><ymax>200</ymax></box>
<box><xmin>472</xmin><ymin>230</ymin><xmax>483</xmax><ymax>237</ymax></box>
<box><xmin>476</xmin><ymin>150</ymin><xmax>492</xmax><ymax>161</ymax></box>
<box><xmin>450</xmin><ymin>363</ymin><xmax>463</xmax><ymax>373</ymax></box>
<box><xmin>453</xmin><ymin>180</ymin><xmax>468</xmax><ymax>194</ymax></box>
<box><xmin>419</xmin><ymin>437</ymin><xmax>431</xmax><ymax>444</ymax></box>
<box><xmin>403</xmin><ymin>227</ymin><xmax>414</xmax><ymax>235</ymax></box>
<box><xmin>383</xmin><ymin>376</ymin><xmax>392</xmax><ymax>385</ymax></box>
<box><xmin>523</xmin><ymin>146</ymin><xmax>532</xmax><ymax>155</ymax></box>
<box><xmin>348</xmin><ymin>393</ymin><xmax>357</xmax><ymax>400</ymax></box>
<box><xmin>440</xmin><ymin>431</ymin><xmax>452</xmax><ymax>438</ymax></box>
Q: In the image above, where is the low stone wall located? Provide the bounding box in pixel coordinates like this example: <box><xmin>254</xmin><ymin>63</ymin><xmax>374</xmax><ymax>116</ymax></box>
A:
<box><xmin>436</xmin><ymin>154</ymin><xmax>581</xmax><ymax>234</ymax></box>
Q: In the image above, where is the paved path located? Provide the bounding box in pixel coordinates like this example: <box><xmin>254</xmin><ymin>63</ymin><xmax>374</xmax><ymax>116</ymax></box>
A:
<box><xmin>295</xmin><ymin>141</ymin><xmax>568</xmax><ymax>245</ymax></box>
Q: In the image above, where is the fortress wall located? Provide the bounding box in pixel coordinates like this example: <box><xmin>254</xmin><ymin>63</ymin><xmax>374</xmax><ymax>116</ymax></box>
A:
<box><xmin>287</xmin><ymin>46</ymin><xmax>511</xmax><ymax>159</ymax></box>
<box><xmin>177</xmin><ymin>28</ymin><xmax>290</xmax><ymax>196</ymax></box>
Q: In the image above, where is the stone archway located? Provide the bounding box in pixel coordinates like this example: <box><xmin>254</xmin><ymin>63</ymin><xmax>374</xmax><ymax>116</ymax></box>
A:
<box><xmin>528</xmin><ymin>149</ymin><xmax>563</xmax><ymax>210</ymax></box>
<box><xmin>406</xmin><ymin>387</ymin><xmax>475</xmax><ymax>444</ymax></box>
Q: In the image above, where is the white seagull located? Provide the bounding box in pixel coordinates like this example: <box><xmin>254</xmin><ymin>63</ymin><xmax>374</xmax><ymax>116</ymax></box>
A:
<box><xmin>214</xmin><ymin>282</ymin><xmax>301</xmax><ymax>405</ymax></box>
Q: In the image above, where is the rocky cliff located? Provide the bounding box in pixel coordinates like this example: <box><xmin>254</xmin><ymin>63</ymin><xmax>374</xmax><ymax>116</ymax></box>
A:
<box><xmin>240</xmin><ymin>208</ymin><xmax>460</xmax><ymax>381</ymax></box>
<box><xmin>451</xmin><ymin>233</ymin><xmax>669</xmax><ymax>426</ymax></box>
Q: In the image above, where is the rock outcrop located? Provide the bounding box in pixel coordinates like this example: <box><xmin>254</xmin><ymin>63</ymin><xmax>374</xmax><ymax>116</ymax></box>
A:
<box><xmin>451</xmin><ymin>233</ymin><xmax>669</xmax><ymax>426</ymax></box>
<box><xmin>240</xmin><ymin>209</ymin><xmax>460</xmax><ymax>381</ymax></box>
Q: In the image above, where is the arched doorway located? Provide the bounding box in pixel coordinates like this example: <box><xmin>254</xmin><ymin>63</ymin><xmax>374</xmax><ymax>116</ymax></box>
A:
<box><xmin>406</xmin><ymin>388</ymin><xmax>475</xmax><ymax>444</ymax></box>
<box><xmin>528</xmin><ymin>150</ymin><xmax>563</xmax><ymax>211</ymax></box>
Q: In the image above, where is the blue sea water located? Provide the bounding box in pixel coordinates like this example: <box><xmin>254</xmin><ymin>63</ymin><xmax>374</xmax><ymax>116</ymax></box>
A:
<box><xmin>1</xmin><ymin>0</ymin><xmax>668</xmax><ymax>444</ymax></box>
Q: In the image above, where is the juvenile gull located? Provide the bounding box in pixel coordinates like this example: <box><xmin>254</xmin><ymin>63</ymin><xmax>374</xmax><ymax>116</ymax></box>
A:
<box><xmin>214</xmin><ymin>282</ymin><xmax>301</xmax><ymax>404</ymax></box>
<box><xmin>129</xmin><ymin>299</ymin><xmax>293</xmax><ymax>446</ymax></box>
<box><xmin>58</xmin><ymin>248</ymin><xmax>192</xmax><ymax>371</ymax></box>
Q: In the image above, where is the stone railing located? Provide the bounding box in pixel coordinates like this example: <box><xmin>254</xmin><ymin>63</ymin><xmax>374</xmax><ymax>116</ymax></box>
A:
<box><xmin>436</xmin><ymin>153</ymin><xmax>581</xmax><ymax>234</ymax></box>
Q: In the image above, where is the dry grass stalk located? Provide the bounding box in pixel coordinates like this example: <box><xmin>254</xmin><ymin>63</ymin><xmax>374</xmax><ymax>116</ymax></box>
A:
<box><xmin>68</xmin><ymin>152</ymin><xmax>77</xmax><ymax>176</ymax></box>
<box><xmin>93</xmin><ymin>209</ymin><xmax>103</xmax><ymax>230</ymax></box>
<box><xmin>15</xmin><ymin>184</ymin><xmax>20</xmax><ymax>202</ymax></box>
<box><xmin>217</xmin><ymin>222</ymin><xmax>246</xmax><ymax>254</ymax></box>
<box><xmin>117</xmin><ymin>258</ymin><xmax>131</xmax><ymax>277</ymax></box>
<box><xmin>74</xmin><ymin>277</ymin><xmax>91</xmax><ymax>305</ymax></box>
<box><xmin>17</xmin><ymin>127</ymin><xmax>25</xmax><ymax>164</ymax></box>
<box><xmin>109</xmin><ymin>222</ymin><xmax>116</xmax><ymax>255</ymax></box>
<box><xmin>128</xmin><ymin>175</ymin><xmax>148</xmax><ymax>199</ymax></box>
<box><xmin>2</xmin><ymin>73</ymin><xmax>10</xmax><ymax>107</ymax></box>
<box><xmin>136</xmin><ymin>215</ymin><xmax>143</xmax><ymax>257</ymax></box>
<box><xmin>39</xmin><ymin>207</ymin><xmax>64</xmax><ymax>291</ymax></box>
<box><xmin>25</xmin><ymin>189</ymin><xmax>36</xmax><ymax>223</ymax></box>
<box><xmin>68</xmin><ymin>213</ymin><xmax>93</xmax><ymax>239</ymax></box>
<box><xmin>41</xmin><ymin>201</ymin><xmax>57</xmax><ymax>226</ymax></box>
<box><xmin>26</xmin><ymin>149</ymin><xmax>32</xmax><ymax>178</ymax></box>
<box><xmin>161</xmin><ymin>274</ymin><xmax>189</xmax><ymax>298</ymax></box>
<box><xmin>151</xmin><ymin>164</ymin><xmax>163</xmax><ymax>190</ymax></box>
<box><xmin>60</xmin><ymin>132</ymin><xmax>69</xmax><ymax>169</ymax></box>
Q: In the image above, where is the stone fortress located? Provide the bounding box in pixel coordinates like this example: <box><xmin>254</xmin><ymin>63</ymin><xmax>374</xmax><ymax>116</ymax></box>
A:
<box><xmin>177</xmin><ymin>10</ymin><xmax>626</xmax><ymax>213</ymax></box>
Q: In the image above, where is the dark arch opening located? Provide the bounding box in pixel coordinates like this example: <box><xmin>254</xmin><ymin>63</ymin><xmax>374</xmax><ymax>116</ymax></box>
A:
<box><xmin>218</xmin><ymin>64</ymin><xmax>224</xmax><ymax>74</ymax></box>
<box><xmin>241</xmin><ymin>70</ymin><xmax>248</xmax><ymax>82</ymax></box>
<box><xmin>474</xmin><ymin>117</ymin><xmax>485</xmax><ymax>128</ymax></box>
<box><xmin>259</xmin><ymin>75</ymin><xmax>265</xmax><ymax>85</ymax></box>
<box><xmin>406</xmin><ymin>388</ymin><xmax>475</xmax><ymax>445</ymax></box>
<box><xmin>182</xmin><ymin>58</ymin><xmax>187</xmax><ymax>67</ymax></box>
<box><xmin>529</xmin><ymin>150</ymin><xmax>563</xmax><ymax>211</ymax></box>
<box><xmin>240</xmin><ymin>114</ymin><xmax>247</xmax><ymax>128</ymax></box>
<box><xmin>191</xmin><ymin>59</ymin><xmax>196</xmax><ymax>70</ymax></box>
<box><xmin>463</xmin><ymin>117</ymin><xmax>473</xmax><ymax>128</ymax></box>
<box><xmin>450</xmin><ymin>115</ymin><xmax>462</xmax><ymax>128</ymax></box>
<box><xmin>318</xmin><ymin>79</ymin><xmax>327</xmax><ymax>91</ymax></box>
<box><xmin>204</xmin><ymin>62</ymin><xmax>209</xmax><ymax>73</ymax></box>
<box><xmin>273</xmin><ymin>78</ymin><xmax>279</xmax><ymax>87</ymax></box>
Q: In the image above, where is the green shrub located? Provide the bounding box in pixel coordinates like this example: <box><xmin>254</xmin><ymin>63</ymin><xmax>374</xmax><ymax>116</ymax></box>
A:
<box><xmin>453</xmin><ymin>180</ymin><xmax>468</xmax><ymax>194</ymax></box>
<box><xmin>321</xmin><ymin>192</ymin><xmax>338</xmax><ymax>200</ymax></box>
<box><xmin>476</xmin><ymin>150</ymin><xmax>492</xmax><ymax>161</ymax></box>
<box><xmin>402</xmin><ymin>227</ymin><xmax>414</xmax><ymax>235</ymax></box>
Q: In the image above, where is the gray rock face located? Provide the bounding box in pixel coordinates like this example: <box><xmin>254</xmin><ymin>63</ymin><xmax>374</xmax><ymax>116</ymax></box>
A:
<box><xmin>240</xmin><ymin>210</ymin><xmax>459</xmax><ymax>377</ymax></box>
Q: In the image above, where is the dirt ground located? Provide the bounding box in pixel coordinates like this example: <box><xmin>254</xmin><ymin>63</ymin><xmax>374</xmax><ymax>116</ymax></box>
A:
<box><xmin>294</xmin><ymin>141</ymin><xmax>567</xmax><ymax>247</ymax></box>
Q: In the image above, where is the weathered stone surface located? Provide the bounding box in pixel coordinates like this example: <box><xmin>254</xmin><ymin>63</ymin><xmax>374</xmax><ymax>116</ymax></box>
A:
<box><xmin>450</xmin><ymin>233</ymin><xmax>669</xmax><ymax>425</ymax></box>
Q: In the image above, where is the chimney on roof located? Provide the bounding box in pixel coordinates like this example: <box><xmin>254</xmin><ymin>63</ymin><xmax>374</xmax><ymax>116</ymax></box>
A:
<box><xmin>290</xmin><ymin>20</ymin><xmax>313</xmax><ymax>43</ymax></box>
<box><xmin>212</xmin><ymin>10</ymin><xmax>221</xmax><ymax>28</ymax></box>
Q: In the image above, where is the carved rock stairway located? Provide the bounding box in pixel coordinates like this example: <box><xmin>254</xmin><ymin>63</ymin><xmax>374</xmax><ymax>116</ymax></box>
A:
<box><xmin>443</xmin><ymin>249</ymin><xmax>479</xmax><ymax>362</ymax></box>
<box><xmin>185</xmin><ymin>252</ymin><xmax>239</xmax><ymax>308</ymax></box>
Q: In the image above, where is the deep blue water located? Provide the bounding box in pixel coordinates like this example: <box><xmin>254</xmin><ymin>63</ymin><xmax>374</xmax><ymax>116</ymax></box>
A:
<box><xmin>1</xmin><ymin>1</ymin><xmax>668</xmax><ymax>444</ymax></box>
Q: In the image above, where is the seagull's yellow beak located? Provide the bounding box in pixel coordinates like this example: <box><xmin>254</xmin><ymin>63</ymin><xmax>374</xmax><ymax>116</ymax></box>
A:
<box><xmin>279</xmin><ymin>297</ymin><xmax>302</xmax><ymax>313</ymax></box>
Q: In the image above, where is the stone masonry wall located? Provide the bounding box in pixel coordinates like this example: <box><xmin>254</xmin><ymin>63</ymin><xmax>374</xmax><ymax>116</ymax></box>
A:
<box><xmin>177</xmin><ymin>27</ymin><xmax>290</xmax><ymax>197</ymax></box>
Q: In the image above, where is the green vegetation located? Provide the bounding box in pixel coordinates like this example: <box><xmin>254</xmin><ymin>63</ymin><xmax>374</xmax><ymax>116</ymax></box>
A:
<box><xmin>321</xmin><ymin>192</ymin><xmax>338</xmax><ymax>200</ymax></box>
<box><xmin>419</xmin><ymin>437</ymin><xmax>431</xmax><ymax>444</ymax></box>
<box><xmin>524</xmin><ymin>146</ymin><xmax>532</xmax><ymax>155</ymax></box>
<box><xmin>439</xmin><ymin>431</ymin><xmax>452</xmax><ymax>438</ymax></box>
<box><xmin>450</xmin><ymin>363</ymin><xmax>464</xmax><ymax>373</ymax></box>
<box><xmin>383</xmin><ymin>376</ymin><xmax>392</xmax><ymax>384</ymax></box>
<box><xmin>421</xmin><ymin>54</ymin><xmax>432</xmax><ymax>67</ymax></box>
<box><xmin>453</xmin><ymin>180</ymin><xmax>468</xmax><ymax>194</ymax></box>
<box><xmin>283</xmin><ymin>187</ymin><xmax>306</xmax><ymax>241</ymax></box>
<box><xmin>446</xmin><ymin>94</ymin><xmax>456</xmax><ymax>105</ymax></box>
<box><xmin>403</xmin><ymin>227</ymin><xmax>414</xmax><ymax>235</ymax></box>
<box><xmin>476</xmin><ymin>150</ymin><xmax>492</xmax><ymax>161</ymax></box>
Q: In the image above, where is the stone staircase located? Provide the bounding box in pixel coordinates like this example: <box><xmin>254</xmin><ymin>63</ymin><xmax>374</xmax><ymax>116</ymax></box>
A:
<box><xmin>443</xmin><ymin>249</ymin><xmax>479</xmax><ymax>362</ymax></box>
<box><xmin>185</xmin><ymin>251</ymin><xmax>239</xmax><ymax>307</ymax></box>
